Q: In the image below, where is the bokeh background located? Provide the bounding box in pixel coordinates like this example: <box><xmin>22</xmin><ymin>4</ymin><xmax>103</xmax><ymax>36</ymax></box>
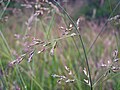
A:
<box><xmin>0</xmin><ymin>0</ymin><xmax>120</xmax><ymax>90</ymax></box>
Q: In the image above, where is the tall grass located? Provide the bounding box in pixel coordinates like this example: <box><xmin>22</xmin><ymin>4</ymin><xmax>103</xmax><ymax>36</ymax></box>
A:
<box><xmin>0</xmin><ymin>0</ymin><xmax>120</xmax><ymax>90</ymax></box>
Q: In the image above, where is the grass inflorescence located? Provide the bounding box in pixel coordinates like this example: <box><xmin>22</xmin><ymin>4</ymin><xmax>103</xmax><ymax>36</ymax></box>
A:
<box><xmin>0</xmin><ymin>0</ymin><xmax>120</xmax><ymax>90</ymax></box>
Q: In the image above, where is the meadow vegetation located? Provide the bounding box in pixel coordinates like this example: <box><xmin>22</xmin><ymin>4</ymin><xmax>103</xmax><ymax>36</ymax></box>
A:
<box><xmin>0</xmin><ymin>0</ymin><xmax>120</xmax><ymax>90</ymax></box>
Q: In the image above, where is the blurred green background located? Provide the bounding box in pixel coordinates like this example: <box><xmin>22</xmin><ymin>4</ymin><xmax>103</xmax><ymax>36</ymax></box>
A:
<box><xmin>0</xmin><ymin>0</ymin><xmax>120</xmax><ymax>90</ymax></box>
